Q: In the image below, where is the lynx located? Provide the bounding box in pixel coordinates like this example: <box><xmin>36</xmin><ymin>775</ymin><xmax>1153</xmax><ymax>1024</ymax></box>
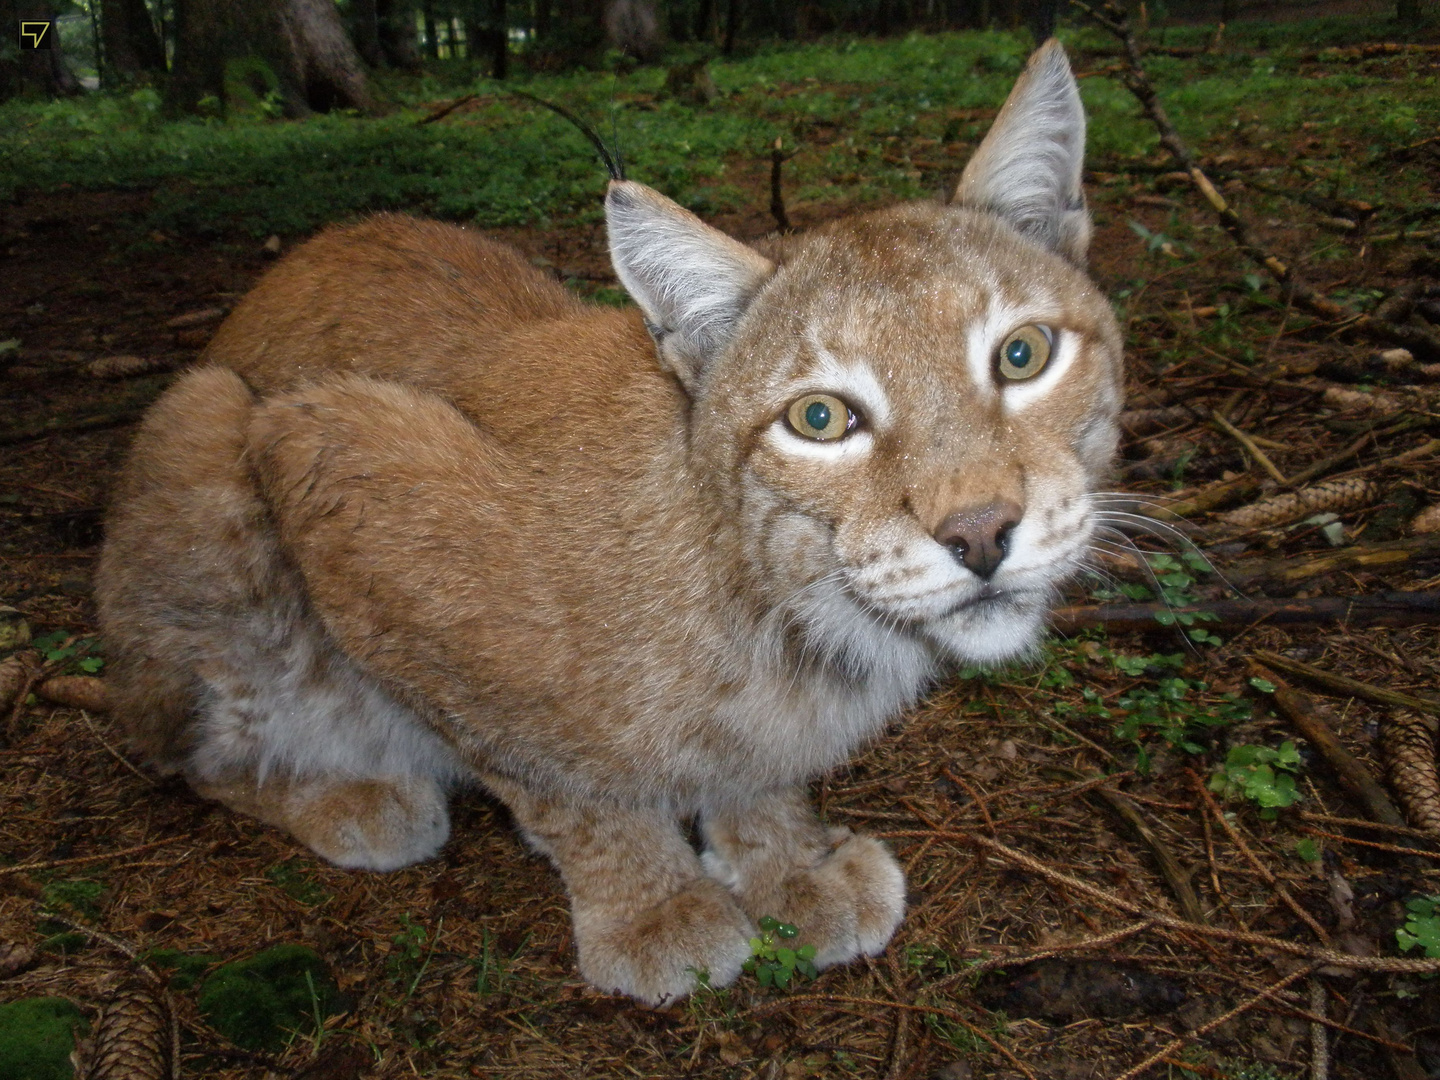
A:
<box><xmin>97</xmin><ymin>41</ymin><xmax>1123</xmax><ymax>1004</ymax></box>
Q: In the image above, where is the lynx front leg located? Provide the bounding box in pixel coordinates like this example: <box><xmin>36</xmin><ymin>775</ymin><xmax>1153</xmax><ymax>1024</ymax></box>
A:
<box><xmin>485</xmin><ymin>777</ymin><xmax>753</xmax><ymax>1005</ymax></box>
<box><xmin>699</xmin><ymin>787</ymin><xmax>905</xmax><ymax>969</ymax></box>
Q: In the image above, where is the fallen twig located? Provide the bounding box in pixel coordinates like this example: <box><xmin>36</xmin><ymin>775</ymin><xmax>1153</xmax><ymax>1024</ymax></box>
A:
<box><xmin>1210</xmin><ymin>410</ymin><xmax>1288</xmax><ymax>485</ymax></box>
<box><xmin>1137</xmin><ymin>475</ymin><xmax>1259</xmax><ymax>521</ymax></box>
<box><xmin>1253</xmin><ymin>650</ymin><xmax>1440</xmax><ymax>718</ymax></box>
<box><xmin>1189</xmin><ymin>769</ymin><xmax>1330</xmax><ymax>943</ymax></box>
<box><xmin>770</xmin><ymin>137</ymin><xmax>793</xmax><ymax>233</ymax></box>
<box><xmin>1111</xmin><ymin>963</ymin><xmax>1322</xmax><ymax>1080</ymax></box>
<box><xmin>1250</xmin><ymin>662</ymin><xmax>1409</xmax><ymax>829</ymax></box>
<box><xmin>1051</xmin><ymin>591</ymin><xmax>1440</xmax><ymax>635</ymax></box>
<box><xmin>1223</xmin><ymin>535</ymin><xmax>1440</xmax><ymax>589</ymax></box>
<box><xmin>0</xmin><ymin>837</ymin><xmax>192</xmax><ymax>877</ymax></box>
<box><xmin>416</xmin><ymin>93</ymin><xmax>477</xmax><ymax>125</ymax></box>
<box><xmin>1046</xmin><ymin>765</ymin><xmax>1206</xmax><ymax>923</ymax></box>
<box><xmin>753</xmin><ymin>995</ymin><xmax>1039</xmax><ymax>1080</ymax></box>
<box><xmin>881</xmin><ymin>829</ymin><xmax>1440</xmax><ymax>970</ymax></box>
<box><xmin>1069</xmin><ymin>0</ymin><xmax>1440</xmax><ymax>359</ymax></box>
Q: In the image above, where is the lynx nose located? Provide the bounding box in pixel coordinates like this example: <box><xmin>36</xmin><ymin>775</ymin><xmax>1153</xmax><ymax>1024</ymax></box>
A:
<box><xmin>934</xmin><ymin>500</ymin><xmax>1023</xmax><ymax>580</ymax></box>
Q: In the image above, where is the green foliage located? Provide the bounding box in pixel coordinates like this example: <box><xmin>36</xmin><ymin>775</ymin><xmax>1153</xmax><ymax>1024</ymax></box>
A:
<box><xmin>472</xmin><ymin>928</ymin><xmax>503</xmax><ymax>996</ymax></box>
<box><xmin>1295</xmin><ymin>838</ymin><xmax>1321</xmax><ymax>863</ymax></box>
<box><xmin>198</xmin><ymin>945</ymin><xmax>342</xmax><ymax>1052</ymax></box>
<box><xmin>39</xmin><ymin>877</ymin><xmax>105</xmax><ymax>919</ymax></box>
<box><xmin>743</xmin><ymin>916</ymin><xmax>817</xmax><ymax>989</ymax></box>
<box><xmin>905</xmin><ymin>942</ymin><xmax>960</xmax><ymax>977</ymax></box>
<box><xmin>143</xmin><ymin>947</ymin><xmax>220</xmax><ymax>991</ymax></box>
<box><xmin>0</xmin><ymin>997</ymin><xmax>88</xmax><ymax>1080</ymax></box>
<box><xmin>5</xmin><ymin>22</ymin><xmax>1428</xmax><ymax>242</ymax></box>
<box><xmin>1209</xmin><ymin>742</ymin><xmax>1303</xmax><ymax>818</ymax></box>
<box><xmin>265</xmin><ymin>859</ymin><xmax>332</xmax><ymax>906</ymax></box>
<box><xmin>1396</xmin><ymin>895</ymin><xmax>1440</xmax><ymax>959</ymax></box>
<box><xmin>388</xmin><ymin>914</ymin><xmax>428</xmax><ymax>982</ymax></box>
<box><xmin>28</xmin><ymin>632</ymin><xmax>102</xmax><ymax>674</ymax></box>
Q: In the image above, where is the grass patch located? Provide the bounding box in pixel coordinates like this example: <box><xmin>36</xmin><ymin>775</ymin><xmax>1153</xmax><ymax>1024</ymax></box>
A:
<box><xmin>4</xmin><ymin>19</ymin><xmax>1433</xmax><ymax>242</ymax></box>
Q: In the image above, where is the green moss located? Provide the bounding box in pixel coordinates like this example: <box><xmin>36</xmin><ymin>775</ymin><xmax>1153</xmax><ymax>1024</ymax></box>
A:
<box><xmin>198</xmin><ymin>945</ymin><xmax>342</xmax><ymax>1052</ymax></box>
<box><xmin>0</xmin><ymin>997</ymin><xmax>87</xmax><ymax>1080</ymax></box>
<box><xmin>143</xmin><ymin>948</ymin><xmax>220</xmax><ymax>992</ymax></box>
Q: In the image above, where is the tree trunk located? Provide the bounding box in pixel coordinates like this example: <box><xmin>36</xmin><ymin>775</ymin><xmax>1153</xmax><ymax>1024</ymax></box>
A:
<box><xmin>167</xmin><ymin>0</ymin><xmax>375</xmax><ymax>116</ymax></box>
<box><xmin>722</xmin><ymin>0</ymin><xmax>738</xmax><ymax>54</ymax></box>
<box><xmin>1397</xmin><ymin>0</ymin><xmax>1420</xmax><ymax>22</ymax></box>
<box><xmin>0</xmin><ymin>0</ymin><xmax>84</xmax><ymax>98</ymax></box>
<box><xmin>490</xmin><ymin>0</ymin><xmax>508</xmax><ymax>76</ymax></box>
<box><xmin>351</xmin><ymin>0</ymin><xmax>385</xmax><ymax>65</ymax></box>
<box><xmin>166</xmin><ymin>0</ymin><xmax>226</xmax><ymax>111</ymax></box>
<box><xmin>102</xmin><ymin>0</ymin><xmax>167</xmax><ymax>81</ymax></box>
<box><xmin>375</xmin><ymin>0</ymin><xmax>420</xmax><ymax>68</ymax></box>
<box><xmin>281</xmin><ymin>0</ymin><xmax>376</xmax><ymax>110</ymax></box>
<box><xmin>421</xmin><ymin>0</ymin><xmax>438</xmax><ymax>57</ymax></box>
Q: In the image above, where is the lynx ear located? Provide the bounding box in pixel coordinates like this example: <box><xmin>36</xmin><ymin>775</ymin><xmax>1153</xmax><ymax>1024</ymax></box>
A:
<box><xmin>953</xmin><ymin>39</ymin><xmax>1091</xmax><ymax>265</ymax></box>
<box><xmin>606</xmin><ymin>180</ymin><xmax>775</xmax><ymax>392</ymax></box>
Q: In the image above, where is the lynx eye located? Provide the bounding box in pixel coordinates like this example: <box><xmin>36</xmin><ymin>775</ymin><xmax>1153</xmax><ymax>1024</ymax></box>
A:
<box><xmin>997</xmin><ymin>324</ymin><xmax>1054</xmax><ymax>381</ymax></box>
<box><xmin>786</xmin><ymin>394</ymin><xmax>856</xmax><ymax>441</ymax></box>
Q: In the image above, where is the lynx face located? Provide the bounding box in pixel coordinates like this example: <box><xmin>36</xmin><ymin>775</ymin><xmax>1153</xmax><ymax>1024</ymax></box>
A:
<box><xmin>709</xmin><ymin>206</ymin><xmax>1122</xmax><ymax>668</ymax></box>
<box><xmin>610</xmin><ymin>41</ymin><xmax>1123</xmax><ymax>675</ymax></box>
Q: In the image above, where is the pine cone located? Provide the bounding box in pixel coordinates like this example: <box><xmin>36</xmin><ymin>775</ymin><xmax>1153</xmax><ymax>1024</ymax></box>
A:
<box><xmin>1382</xmin><ymin>709</ymin><xmax>1440</xmax><ymax>835</ymax></box>
<box><xmin>79</xmin><ymin>982</ymin><xmax>170</xmax><ymax>1080</ymax></box>
<box><xmin>1216</xmin><ymin>477</ymin><xmax>1378</xmax><ymax>531</ymax></box>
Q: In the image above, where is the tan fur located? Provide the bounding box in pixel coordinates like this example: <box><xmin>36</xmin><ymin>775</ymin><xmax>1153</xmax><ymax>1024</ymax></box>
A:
<box><xmin>97</xmin><ymin>41</ymin><xmax>1123</xmax><ymax>1003</ymax></box>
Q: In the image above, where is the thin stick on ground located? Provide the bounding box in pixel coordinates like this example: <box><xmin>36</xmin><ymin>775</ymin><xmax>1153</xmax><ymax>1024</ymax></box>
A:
<box><xmin>756</xmin><ymin>995</ymin><xmax>1039</xmax><ymax>1080</ymax></box>
<box><xmin>1045</xmin><ymin>765</ymin><xmax>1207</xmax><ymax>923</ymax></box>
<box><xmin>1188</xmin><ymin>769</ymin><xmax>1330</xmax><ymax>944</ymax></box>
<box><xmin>1251</xmin><ymin>662</ymin><xmax>1409</xmax><ymax>829</ymax></box>
<box><xmin>0</xmin><ymin>837</ymin><xmax>193</xmax><ymax>877</ymax></box>
<box><xmin>1210</xmin><ymin>409</ymin><xmax>1289</xmax><ymax>485</ymax></box>
<box><xmin>880</xmin><ymin>829</ymin><xmax>1440</xmax><ymax>972</ymax></box>
<box><xmin>1254</xmin><ymin>649</ymin><xmax>1440</xmax><ymax>717</ymax></box>
<box><xmin>1310</xmin><ymin>978</ymin><xmax>1329</xmax><ymax>1080</ymax></box>
<box><xmin>1109</xmin><ymin>963</ymin><xmax>1322</xmax><ymax>1080</ymax></box>
<box><xmin>1067</xmin><ymin>0</ymin><xmax>1440</xmax><ymax>359</ymax></box>
<box><xmin>770</xmin><ymin>137</ymin><xmax>793</xmax><ymax>233</ymax></box>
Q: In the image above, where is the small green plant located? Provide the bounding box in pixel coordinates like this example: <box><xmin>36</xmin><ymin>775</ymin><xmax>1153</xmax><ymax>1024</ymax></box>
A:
<box><xmin>30</xmin><ymin>631</ymin><xmax>103</xmax><ymax>674</ymax></box>
<box><xmin>197</xmin><ymin>945</ymin><xmax>342</xmax><ymax>1052</ymax></box>
<box><xmin>1396</xmin><ymin>895</ymin><xmax>1440</xmax><ymax>959</ymax></box>
<box><xmin>265</xmin><ymin>859</ymin><xmax>332</xmax><ymax>906</ymax></box>
<box><xmin>743</xmin><ymin>916</ymin><xmax>817</xmax><ymax>989</ymax></box>
<box><xmin>474</xmin><ymin>927</ymin><xmax>502</xmax><ymax>996</ymax></box>
<box><xmin>1209</xmin><ymin>741</ymin><xmax>1303</xmax><ymax>818</ymax></box>
<box><xmin>143</xmin><ymin>947</ymin><xmax>219</xmax><ymax>991</ymax></box>
<box><xmin>1295</xmin><ymin>838</ymin><xmax>1322</xmax><ymax>863</ymax></box>
<box><xmin>905</xmin><ymin>942</ymin><xmax>959</xmax><ymax>977</ymax></box>
<box><xmin>40</xmin><ymin>877</ymin><xmax>106</xmax><ymax>919</ymax></box>
<box><xmin>387</xmin><ymin>914</ymin><xmax>428</xmax><ymax>984</ymax></box>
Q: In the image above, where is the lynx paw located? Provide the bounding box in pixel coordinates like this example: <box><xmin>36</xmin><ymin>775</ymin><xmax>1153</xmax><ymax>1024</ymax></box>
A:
<box><xmin>573</xmin><ymin>877</ymin><xmax>754</xmax><ymax>1006</ymax></box>
<box><xmin>194</xmin><ymin>774</ymin><xmax>450</xmax><ymax>872</ymax></box>
<box><xmin>725</xmin><ymin>830</ymin><xmax>905</xmax><ymax>969</ymax></box>
<box><xmin>288</xmin><ymin>776</ymin><xmax>451</xmax><ymax>871</ymax></box>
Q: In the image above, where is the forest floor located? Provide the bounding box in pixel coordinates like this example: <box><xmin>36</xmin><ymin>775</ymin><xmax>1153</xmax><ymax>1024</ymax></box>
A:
<box><xmin>2</xmin><ymin>22</ymin><xmax>1440</xmax><ymax>1080</ymax></box>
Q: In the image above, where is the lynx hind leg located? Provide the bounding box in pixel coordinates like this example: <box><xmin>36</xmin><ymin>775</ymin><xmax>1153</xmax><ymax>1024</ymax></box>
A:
<box><xmin>485</xmin><ymin>775</ymin><xmax>754</xmax><ymax>1005</ymax></box>
<box><xmin>700</xmin><ymin>788</ymin><xmax>906</xmax><ymax>969</ymax></box>
<box><xmin>97</xmin><ymin>365</ymin><xmax>465</xmax><ymax>873</ymax></box>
